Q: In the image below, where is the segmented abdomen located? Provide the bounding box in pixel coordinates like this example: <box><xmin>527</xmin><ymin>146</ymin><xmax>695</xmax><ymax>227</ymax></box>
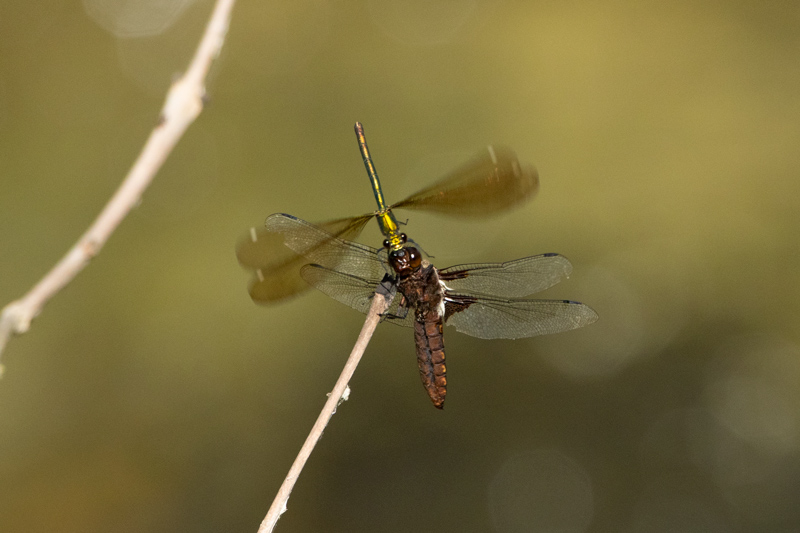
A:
<box><xmin>414</xmin><ymin>317</ymin><xmax>447</xmax><ymax>409</ymax></box>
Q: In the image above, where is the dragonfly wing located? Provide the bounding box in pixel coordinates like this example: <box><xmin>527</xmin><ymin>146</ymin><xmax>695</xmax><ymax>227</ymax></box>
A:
<box><xmin>237</xmin><ymin>226</ymin><xmax>293</xmax><ymax>270</ymax></box>
<box><xmin>439</xmin><ymin>254</ymin><xmax>574</xmax><ymax>298</ymax></box>
<box><xmin>236</xmin><ymin>213</ymin><xmax>378</xmax><ymax>304</ymax></box>
<box><xmin>237</xmin><ymin>214</ymin><xmax>371</xmax><ymax>268</ymax></box>
<box><xmin>443</xmin><ymin>295</ymin><xmax>598</xmax><ymax>339</ymax></box>
<box><xmin>245</xmin><ymin>253</ymin><xmax>315</xmax><ymax>303</ymax></box>
<box><xmin>391</xmin><ymin>146</ymin><xmax>538</xmax><ymax>217</ymax></box>
<box><xmin>264</xmin><ymin>214</ymin><xmax>386</xmax><ymax>276</ymax></box>
<box><xmin>237</xmin><ymin>226</ymin><xmax>320</xmax><ymax>304</ymax></box>
<box><xmin>300</xmin><ymin>264</ymin><xmax>415</xmax><ymax>328</ymax></box>
<box><xmin>263</xmin><ymin>213</ymin><xmax>374</xmax><ymax>266</ymax></box>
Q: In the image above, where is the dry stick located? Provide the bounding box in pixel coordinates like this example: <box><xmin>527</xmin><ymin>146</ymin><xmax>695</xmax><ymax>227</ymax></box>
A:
<box><xmin>258</xmin><ymin>289</ymin><xmax>394</xmax><ymax>533</ymax></box>
<box><xmin>0</xmin><ymin>0</ymin><xmax>238</xmax><ymax>369</ymax></box>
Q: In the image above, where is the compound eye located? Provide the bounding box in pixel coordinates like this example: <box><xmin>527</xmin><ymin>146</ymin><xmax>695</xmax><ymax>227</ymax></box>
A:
<box><xmin>406</xmin><ymin>247</ymin><xmax>422</xmax><ymax>268</ymax></box>
<box><xmin>399</xmin><ymin>233</ymin><xmax>407</xmax><ymax>244</ymax></box>
<box><xmin>383</xmin><ymin>239</ymin><xmax>391</xmax><ymax>249</ymax></box>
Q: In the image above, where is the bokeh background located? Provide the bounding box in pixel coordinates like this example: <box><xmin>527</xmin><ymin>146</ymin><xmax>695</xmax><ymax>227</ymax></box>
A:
<box><xmin>1</xmin><ymin>1</ymin><xmax>799</xmax><ymax>531</ymax></box>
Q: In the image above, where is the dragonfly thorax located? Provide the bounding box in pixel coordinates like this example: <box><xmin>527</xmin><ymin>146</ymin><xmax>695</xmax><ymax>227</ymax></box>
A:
<box><xmin>388</xmin><ymin>246</ymin><xmax>422</xmax><ymax>278</ymax></box>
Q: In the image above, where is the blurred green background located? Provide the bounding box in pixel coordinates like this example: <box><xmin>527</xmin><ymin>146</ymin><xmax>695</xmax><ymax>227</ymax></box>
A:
<box><xmin>1</xmin><ymin>1</ymin><xmax>799</xmax><ymax>531</ymax></box>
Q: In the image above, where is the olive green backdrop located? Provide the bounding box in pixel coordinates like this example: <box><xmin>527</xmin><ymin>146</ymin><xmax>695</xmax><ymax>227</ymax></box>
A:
<box><xmin>1</xmin><ymin>1</ymin><xmax>798</xmax><ymax>532</ymax></box>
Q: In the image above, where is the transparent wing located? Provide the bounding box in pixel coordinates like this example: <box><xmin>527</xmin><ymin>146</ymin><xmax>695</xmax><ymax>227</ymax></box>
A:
<box><xmin>237</xmin><ymin>213</ymin><xmax>372</xmax><ymax>268</ymax></box>
<box><xmin>265</xmin><ymin>213</ymin><xmax>381</xmax><ymax>271</ymax></box>
<box><xmin>390</xmin><ymin>146</ymin><xmax>538</xmax><ymax>217</ymax></box>
<box><xmin>300</xmin><ymin>264</ymin><xmax>415</xmax><ymax>328</ymax></box>
<box><xmin>237</xmin><ymin>224</ymin><xmax>318</xmax><ymax>303</ymax></box>
<box><xmin>264</xmin><ymin>213</ymin><xmax>386</xmax><ymax>275</ymax></box>
<box><xmin>439</xmin><ymin>254</ymin><xmax>573</xmax><ymax>298</ymax></box>
<box><xmin>444</xmin><ymin>295</ymin><xmax>598</xmax><ymax>340</ymax></box>
<box><xmin>236</xmin><ymin>213</ymin><xmax>380</xmax><ymax>304</ymax></box>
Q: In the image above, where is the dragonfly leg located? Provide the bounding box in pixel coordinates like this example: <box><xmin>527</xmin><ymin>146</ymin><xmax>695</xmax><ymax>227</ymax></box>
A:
<box><xmin>381</xmin><ymin>295</ymin><xmax>409</xmax><ymax>322</ymax></box>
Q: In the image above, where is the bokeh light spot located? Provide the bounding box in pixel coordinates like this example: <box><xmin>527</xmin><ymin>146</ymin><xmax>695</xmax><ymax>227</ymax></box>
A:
<box><xmin>488</xmin><ymin>449</ymin><xmax>593</xmax><ymax>533</ymax></box>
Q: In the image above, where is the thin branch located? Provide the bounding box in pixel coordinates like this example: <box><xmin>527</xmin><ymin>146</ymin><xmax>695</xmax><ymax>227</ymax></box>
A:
<box><xmin>258</xmin><ymin>288</ymin><xmax>394</xmax><ymax>533</ymax></box>
<box><xmin>0</xmin><ymin>0</ymin><xmax>238</xmax><ymax>370</ymax></box>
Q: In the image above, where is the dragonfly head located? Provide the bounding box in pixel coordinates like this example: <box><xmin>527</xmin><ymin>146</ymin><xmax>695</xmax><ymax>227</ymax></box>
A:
<box><xmin>388</xmin><ymin>245</ymin><xmax>422</xmax><ymax>278</ymax></box>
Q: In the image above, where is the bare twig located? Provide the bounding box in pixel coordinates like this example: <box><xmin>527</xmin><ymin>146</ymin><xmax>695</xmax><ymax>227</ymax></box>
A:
<box><xmin>258</xmin><ymin>289</ymin><xmax>394</xmax><ymax>533</ymax></box>
<box><xmin>0</xmin><ymin>0</ymin><xmax>238</xmax><ymax>369</ymax></box>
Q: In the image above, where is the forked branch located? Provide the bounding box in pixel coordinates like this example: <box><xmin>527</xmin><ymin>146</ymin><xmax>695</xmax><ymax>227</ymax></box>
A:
<box><xmin>258</xmin><ymin>288</ymin><xmax>393</xmax><ymax>532</ymax></box>
<box><xmin>0</xmin><ymin>0</ymin><xmax>238</xmax><ymax>368</ymax></box>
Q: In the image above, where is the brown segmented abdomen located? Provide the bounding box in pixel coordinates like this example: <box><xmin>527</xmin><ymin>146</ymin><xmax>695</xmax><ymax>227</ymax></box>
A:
<box><xmin>413</xmin><ymin>317</ymin><xmax>447</xmax><ymax>409</ymax></box>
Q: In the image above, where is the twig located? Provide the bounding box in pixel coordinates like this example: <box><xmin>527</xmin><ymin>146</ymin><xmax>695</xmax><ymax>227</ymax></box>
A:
<box><xmin>0</xmin><ymin>0</ymin><xmax>238</xmax><ymax>370</ymax></box>
<box><xmin>258</xmin><ymin>288</ymin><xmax>394</xmax><ymax>533</ymax></box>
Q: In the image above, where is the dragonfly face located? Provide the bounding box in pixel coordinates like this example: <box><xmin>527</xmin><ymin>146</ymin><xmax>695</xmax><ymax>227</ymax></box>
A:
<box><xmin>238</xmin><ymin>124</ymin><xmax>597</xmax><ymax>408</ymax></box>
<box><xmin>387</xmin><ymin>244</ymin><xmax>422</xmax><ymax>278</ymax></box>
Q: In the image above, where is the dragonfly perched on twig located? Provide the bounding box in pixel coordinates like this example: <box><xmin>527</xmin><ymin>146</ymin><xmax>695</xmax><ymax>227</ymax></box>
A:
<box><xmin>237</xmin><ymin>124</ymin><xmax>597</xmax><ymax>408</ymax></box>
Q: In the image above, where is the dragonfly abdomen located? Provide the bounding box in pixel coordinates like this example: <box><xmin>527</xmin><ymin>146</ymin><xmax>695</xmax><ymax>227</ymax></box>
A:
<box><xmin>414</xmin><ymin>317</ymin><xmax>447</xmax><ymax>409</ymax></box>
<box><xmin>396</xmin><ymin>263</ymin><xmax>449</xmax><ymax>409</ymax></box>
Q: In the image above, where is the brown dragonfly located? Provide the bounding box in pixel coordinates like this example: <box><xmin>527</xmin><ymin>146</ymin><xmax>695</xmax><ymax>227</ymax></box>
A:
<box><xmin>237</xmin><ymin>124</ymin><xmax>597</xmax><ymax>408</ymax></box>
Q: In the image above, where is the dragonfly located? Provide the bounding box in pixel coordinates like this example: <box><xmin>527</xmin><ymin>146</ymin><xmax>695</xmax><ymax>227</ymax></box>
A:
<box><xmin>238</xmin><ymin>123</ymin><xmax>598</xmax><ymax>408</ymax></box>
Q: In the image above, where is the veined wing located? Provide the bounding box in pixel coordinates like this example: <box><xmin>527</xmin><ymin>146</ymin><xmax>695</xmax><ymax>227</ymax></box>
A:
<box><xmin>390</xmin><ymin>146</ymin><xmax>538</xmax><ymax>217</ymax></box>
<box><xmin>444</xmin><ymin>295</ymin><xmax>598</xmax><ymax>340</ymax></box>
<box><xmin>264</xmin><ymin>214</ymin><xmax>387</xmax><ymax>276</ymax></box>
<box><xmin>237</xmin><ymin>214</ymin><xmax>371</xmax><ymax>268</ymax></box>
<box><xmin>236</xmin><ymin>213</ymin><xmax>375</xmax><ymax>303</ymax></box>
<box><xmin>300</xmin><ymin>264</ymin><xmax>415</xmax><ymax>328</ymax></box>
<box><xmin>439</xmin><ymin>254</ymin><xmax>573</xmax><ymax>298</ymax></box>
